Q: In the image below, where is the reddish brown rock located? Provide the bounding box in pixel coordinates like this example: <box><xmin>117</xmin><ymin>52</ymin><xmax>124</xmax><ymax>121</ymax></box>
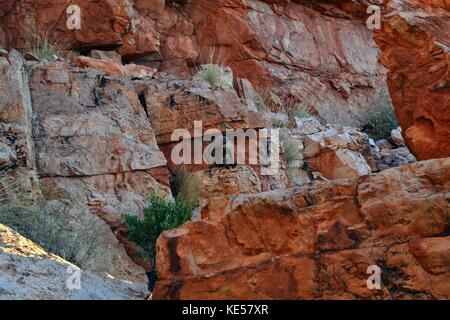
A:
<box><xmin>187</xmin><ymin>0</ymin><xmax>390</xmax><ymax>125</ymax></box>
<box><xmin>374</xmin><ymin>0</ymin><xmax>450</xmax><ymax>160</ymax></box>
<box><xmin>134</xmin><ymin>77</ymin><xmax>289</xmax><ymax>193</ymax></box>
<box><xmin>73</xmin><ymin>56</ymin><xmax>156</xmax><ymax>78</ymax></box>
<box><xmin>154</xmin><ymin>158</ymin><xmax>450</xmax><ymax>299</ymax></box>
<box><xmin>28</xmin><ymin>59</ymin><xmax>171</xmax><ymax>283</ymax></box>
<box><xmin>0</xmin><ymin>1</ymin><xmax>390</xmax><ymax>126</ymax></box>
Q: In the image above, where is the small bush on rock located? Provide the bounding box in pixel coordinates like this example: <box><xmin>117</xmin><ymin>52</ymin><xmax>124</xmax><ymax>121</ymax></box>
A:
<box><xmin>30</xmin><ymin>30</ymin><xmax>64</xmax><ymax>60</ymax></box>
<box><xmin>124</xmin><ymin>195</ymin><xmax>196</xmax><ymax>290</ymax></box>
<box><xmin>364</xmin><ymin>102</ymin><xmax>399</xmax><ymax>141</ymax></box>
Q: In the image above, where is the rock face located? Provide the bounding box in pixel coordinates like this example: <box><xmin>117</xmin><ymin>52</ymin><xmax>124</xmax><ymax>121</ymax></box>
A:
<box><xmin>0</xmin><ymin>223</ymin><xmax>147</xmax><ymax>300</ymax></box>
<box><xmin>0</xmin><ymin>50</ymin><xmax>172</xmax><ymax>284</ymax></box>
<box><xmin>188</xmin><ymin>0</ymin><xmax>391</xmax><ymax>125</ymax></box>
<box><xmin>28</xmin><ymin>59</ymin><xmax>173</xmax><ymax>282</ymax></box>
<box><xmin>154</xmin><ymin>158</ymin><xmax>450</xmax><ymax>299</ymax></box>
<box><xmin>134</xmin><ymin>77</ymin><xmax>289</xmax><ymax>194</ymax></box>
<box><xmin>0</xmin><ymin>50</ymin><xmax>40</xmax><ymax>200</ymax></box>
<box><xmin>374</xmin><ymin>0</ymin><xmax>450</xmax><ymax>160</ymax></box>
<box><xmin>0</xmin><ymin>0</ymin><xmax>391</xmax><ymax>125</ymax></box>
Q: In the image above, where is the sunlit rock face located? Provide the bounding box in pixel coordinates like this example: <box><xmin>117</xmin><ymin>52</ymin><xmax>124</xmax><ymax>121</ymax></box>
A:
<box><xmin>374</xmin><ymin>0</ymin><xmax>450</xmax><ymax>160</ymax></box>
<box><xmin>0</xmin><ymin>0</ymin><xmax>390</xmax><ymax>126</ymax></box>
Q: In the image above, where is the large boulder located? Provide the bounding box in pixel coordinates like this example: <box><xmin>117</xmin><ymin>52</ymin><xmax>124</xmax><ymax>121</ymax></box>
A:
<box><xmin>0</xmin><ymin>223</ymin><xmax>147</xmax><ymax>300</ymax></box>
<box><xmin>374</xmin><ymin>0</ymin><xmax>450</xmax><ymax>160</ymax></box>
<box><xmin>154</xmin><ymin>158</ymin><xmax>450</xmax><ymax>299</ymax></box>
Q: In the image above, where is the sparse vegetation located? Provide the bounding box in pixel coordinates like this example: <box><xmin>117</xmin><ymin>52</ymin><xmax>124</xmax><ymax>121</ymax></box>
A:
<box><xmin>0</xmin><ymin>171</ymin><xmax>101</xmax><ymax>268</ymax></box>
<box><xmin>30</xmin><ymin>31</ymin><xmax>64</xmax><ymax>60</ymax></box>
<box><xmin>364</xmin><ymin>102</ymin><xmax>398</xmax><ymax>141</ymax></box>
<box><xmin>197</xmin><ymin>64</ymin><xmax>224</xmax><ymax>89</ymax></box>
<box><xmin>171</xmin><ymin>169</ymin><xmax>199</xmax><ymax>203</ymax></box>
<box><xmin>195</xmin><ymin>47</ymin><xmax>231</xmax><ymax>89</ymax></box>
<box><xmin>251</xmin><ymin>87</ymin><xmax>272</xmax><ymax>111</ymax></box>
<box><xmin>280</xmin><ymin>130</ymin><xmax>303</xmax><ymax>183</ymax></box>
<box><xmin>124</xmin><ymin>195</ymin><xmax>196</xmax><ymax>290</ymax></box>
<box><xmin>284</xmin><ymin>98</ymin><xmax>320</xmax><ymax>128</ymax></box>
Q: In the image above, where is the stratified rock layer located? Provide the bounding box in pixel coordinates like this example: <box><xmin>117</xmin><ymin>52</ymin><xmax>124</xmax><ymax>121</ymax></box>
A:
<box><xmin>154</xmin><ymin>158</ymin><xmax>450</xmax><ymax>299</ymax></box>
<box><xmin>375</xmin><ymin>0</ymin><xmax>450</xmax><ymax>160</ymax></box>
<box><xmin>0</xmin><ymin>0</ymin><xmax>391</xmax><ymax>125</ymax></box>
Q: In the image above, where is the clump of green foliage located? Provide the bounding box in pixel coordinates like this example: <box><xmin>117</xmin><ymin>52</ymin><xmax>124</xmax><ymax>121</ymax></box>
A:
<box><xmin>195</xmin><ymin>47</ymin><xmax>230</xmax><ymax>89</ymax></box>
<box><xmin>364</xmin><ymin>102</ymin><xmax>399</xmax><ymax>141</ymax></box>
<box><xmin>124</xmin><ymin>195</ymin><xmax>196</xmax><ymax>290</ymax></box>
<box><xmin>197</xmin><ymin>64</ymin><xmax>222</xmax><ymax>89</ymax></box>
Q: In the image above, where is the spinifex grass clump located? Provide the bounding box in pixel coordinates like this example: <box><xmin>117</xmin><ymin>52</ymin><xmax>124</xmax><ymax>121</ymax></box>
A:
<box><xmin>124</xmin><ymin>195</ymin><xmax>196</xmax><ymax>290</ymax></box>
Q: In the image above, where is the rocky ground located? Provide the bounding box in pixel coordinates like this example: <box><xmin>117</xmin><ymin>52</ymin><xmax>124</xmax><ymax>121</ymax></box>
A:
<box><xmin>0</xmin><ymin>0</ymin><xmax>448</xmax><ymax>300</ymax></box>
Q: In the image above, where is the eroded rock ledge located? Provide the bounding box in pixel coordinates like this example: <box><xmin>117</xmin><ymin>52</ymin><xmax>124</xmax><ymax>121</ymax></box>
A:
<box><xmin>154</xmin><ymin>158</ymin><xmax>450</xmax><ymax>299</ymax></box>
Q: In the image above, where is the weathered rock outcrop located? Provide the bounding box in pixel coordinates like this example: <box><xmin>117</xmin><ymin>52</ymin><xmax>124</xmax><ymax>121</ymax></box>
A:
<box><xmin>28</xmin><ymin>59</ymin><xmax>173</xmax><ymax>282</ymax></box>
<box><xmin>0</xmin><ymin>50</ymin><xmax>40</xmax><ymax>200</ymax></box>
<box><xmin>134</xmin><ymin>77</ymin><xmax>290</xmax><ymax>193</ymax></box>
<box><xmin>0</xmin><ymin>0</ymin><xmax>391</xmax><ymax>125</ymax></box>
<box><xmin>0</xmin><ymin>223</ymin><xmax>147</xmax><ymax>300</ymax></box>
<box><xmin>0</xmin><ymin>50</ymin><xmax>172</xmax><ymax>284</ymax></box>
<box><xmin>154</xmin><ymin>158</ymin><xmax>450</xmax><ymax>299</ymax></box>
<box><xmin>375</xmin><ymin>0</ymin><xmax>450</xmax><ymax>160</ymax></box>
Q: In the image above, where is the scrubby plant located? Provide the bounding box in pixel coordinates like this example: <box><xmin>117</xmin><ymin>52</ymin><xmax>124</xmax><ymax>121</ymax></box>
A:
<box><xmin>251</xmin><ymin>87</ymin><xmax>272</xmax><ymax>112</ymax></box>
<box><xmin>171</xmin><ymin>169</ymin><xmax>199</xmax><ymax>203</ymax></box>
<box><xmin>124</xmin><ymin>195</ymin><xmax>196</xmax><ymax>290</ymax></box>
<box><xmin>280</xmin><ymin>130</ymin><xmax>303</xmax><ymax>183</ymax></box>
<box><xmin>0</xmin><ymin>171</ymin><xmax>100</xmax><ymax>268</ymax></box>
<box><xmin>197</xmin><ymin>64</ymin><xmax>223</xmax><ymax>89</ymax></box>
<box><xmin>364</xmin><ymin>102</ymin><xmax>398</xmax><ymax>141</ymax></box>
<box><xmin>30</xmin><ymin>32</ymin><xmax>63</xmax><ymax>60</ymax></box>
<box><xmin>195</xmin><ymin>47</ymin><xmax>230</xmax><ymax>89</ymax></box>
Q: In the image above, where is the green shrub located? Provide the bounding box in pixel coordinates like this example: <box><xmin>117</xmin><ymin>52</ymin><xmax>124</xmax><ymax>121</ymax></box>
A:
<box><xmin>364</xmin><ymin>102</ymin><xmax>398</xmax><ymax>141</ymax></box>
<box><xmin>30</xmin><ymin>32</ymin><xmax>63</xmax><ymax>60</ymax></box>
<box><xmin>124</xmin><ymin>195</ymin><xmax>196</xmax><ymax>289</ymax></box>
